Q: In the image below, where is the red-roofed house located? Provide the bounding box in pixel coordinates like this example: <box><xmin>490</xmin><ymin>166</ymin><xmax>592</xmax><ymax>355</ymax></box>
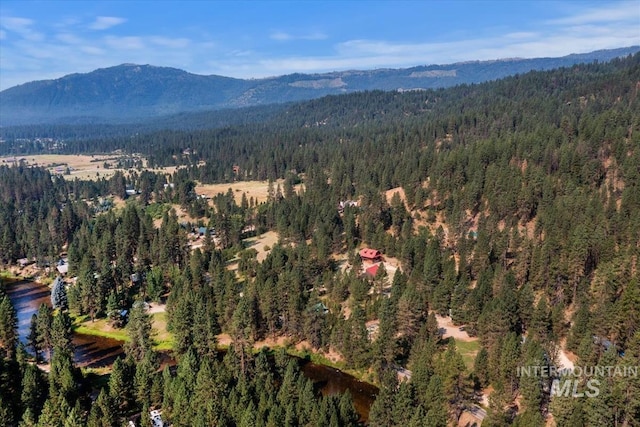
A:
<box><xmin>365</xmin><ymin>263</ymin><xmax>381</xmax><ymax>278</ymax></box>
<box><xmin>359</xmin><ymin>248</ymin><xmax>382</xmax><ymax>262</ymax></box>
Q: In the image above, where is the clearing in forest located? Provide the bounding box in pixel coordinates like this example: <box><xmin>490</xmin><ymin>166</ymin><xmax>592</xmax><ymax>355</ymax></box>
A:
<box><xmin>196</xmin><ymin>179</ymin><xmax>301</xmax><ymax>205</ymax></box>
<box><xmin>0</xmin><ymin>153</ymin><xmax>179</xmax><ymax>181</ymax></box>
<box><xmin>243</xmin><ymin>231</ymin><xmax>280</xmax><ymax>262</ymax></box>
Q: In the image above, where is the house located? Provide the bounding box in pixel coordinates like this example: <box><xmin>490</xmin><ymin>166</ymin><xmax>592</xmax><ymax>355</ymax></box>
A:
<box><xmin>312</xmin><ymin>302</ymin><xmax>329</xmax><ymax>315</ymax></box>
<box><xmin>150</xmin><ymin>409</ymin><xmax>165</xmax><ymax>427</ymax></box>
<box><xmin>359</xmin><ymin>248</ymin><xmax>382</xmax><ymax>262</ymax></box>
<box><xmin>56</xmin><ymin>259</ymin><xmax>69</xmax><ymax>275</ymax></box>
<box><xmin>593</xmin><ymin>335</ymin><xmax>614</xmax><ymax>351</ymax></box>
<box><xmin>133</xmin><ymin>300</ymin><xmax>150</xmax><ymax>311</ymax></box>
<box><xmin>365</xmin><ymin>263</ymin><xmax>382</xmax><ymax>278</ymax></box>
<box><xmin>17</xmin><ymin>258</ymin><xmax>32</xmax><ymax>267</ymax></box>
<box><xmin>364</xmin><ymin>262</ymin><xmax>385</xmax><ymax>279</ymax></box>
<box><xmin>198</xmin><ymin>227</ymin><xmax>208</xmax><ymax>236</ymax></box>
<box><xmin>338</xmin><ymin>200</ymin><xmax>358</xmax><ymax>213</ymax></box>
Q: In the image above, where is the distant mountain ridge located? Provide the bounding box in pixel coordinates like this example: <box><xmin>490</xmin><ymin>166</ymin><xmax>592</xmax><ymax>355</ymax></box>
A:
<box><xmin>1</xmin><ymin>46</ymin><xmax>638</xmax><ymax>126</ymax></box>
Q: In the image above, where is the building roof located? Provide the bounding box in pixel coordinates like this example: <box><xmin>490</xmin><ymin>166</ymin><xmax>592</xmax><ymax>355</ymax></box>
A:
<box><xmin>313</xmin><ymin>302</ymin><xmax>329</xmax><ymax>314</ymax></box>
<box><xmin>359</xmin><ymin>248</ymin><xmax>382</xmax><ymax>259</ymax></box>
<box><xmin>365</xmin><ymin>263</ymin><xmax>381</xmax><ymax>277</ymax></box>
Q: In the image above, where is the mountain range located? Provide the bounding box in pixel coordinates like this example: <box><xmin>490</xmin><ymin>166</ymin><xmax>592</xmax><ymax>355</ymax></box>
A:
<box><xmin>1</xmin><ymin>46</ymin><xmax>638</xmax><ymax>126</ymax></box>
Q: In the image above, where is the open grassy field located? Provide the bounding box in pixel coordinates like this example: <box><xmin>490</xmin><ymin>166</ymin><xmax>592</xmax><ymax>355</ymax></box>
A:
<box><xmin>196</xmin><ymin>180</ymin><xmax>280</xmax><ymax>204</ymax></box>
<box><xmin>151</xmin><ymin>311</ymin><xmax>174</xmax><ymax>351</ymax></box>
<box><xmin>71</xmin><ymin>311</ymin><xmax>174</xmax><ymax>351</ymax></box>
<box><xmin>196</xmin><ymin>179</ymin><xmax>303</xmax><ymax>205</ymax></box>
<box><xmin>454</xmin><ymin>338</ymin><xmax>481</xmax><ymax>371</ymax></box>
<box><xmin>0</xmin><ymin>154</ymin><xmax>179</xmax><ymax>181</ymax></box>
<box><xmin>72</xmin><ymin>315</ymin><xmax>130</xmax><ymax>342</ymax></box>
<box><xmin>242</xmin><ymin>230</ymin><xmax>280</xmax><ymax>262</ymax></box>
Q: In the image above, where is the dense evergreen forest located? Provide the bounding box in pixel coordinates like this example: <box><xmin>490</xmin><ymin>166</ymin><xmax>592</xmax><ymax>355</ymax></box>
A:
<box><xmin>1</xmin><ymin>53</ymin><xmax>639</xmax><ymax>426</ymax></box>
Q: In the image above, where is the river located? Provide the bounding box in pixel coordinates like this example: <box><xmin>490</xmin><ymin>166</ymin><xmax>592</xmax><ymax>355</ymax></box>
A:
<box><xmin>3</xmin><ymin>278</ymin><xmax>377</xmax><ymax>421</ymax></box>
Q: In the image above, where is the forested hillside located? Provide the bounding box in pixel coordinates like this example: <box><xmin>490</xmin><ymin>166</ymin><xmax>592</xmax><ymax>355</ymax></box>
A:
<box><xmin>0</xmin><ymin>46</ymin><xmax>637</xmax><ymax>126</ymax></box>
<box><xmin>0</xmin><ymin>53</ymin><xmax>639</xmax><ymax>426</ymax></box>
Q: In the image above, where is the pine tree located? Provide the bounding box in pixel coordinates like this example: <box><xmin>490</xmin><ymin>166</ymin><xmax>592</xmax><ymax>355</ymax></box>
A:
<box><xmin>146</xmin><ymin>266</ymin><xmax>164</xmax><ymax>303</ymax></box>
<box><xmin>108</xmin><ymin>357</ymin><xmax>133</xmax><ymax>415</ymax></box>
<box><xmin>21</xmin><ymin>363</ymin><xmax>46</xmax><ymax>420</ymax></box>
<box><xmin>231</xmin><ymin>297</ymin><xmax>255</xmax><ymax>374</ymax></box>
<box><xmin>439</xmin><ymin>340</ymin><xmax>474</xmax><ymax>423</ymax></box>
<box><xmin>615</xmin><ymin>278</ymin><xmax>640</xmax><ymax>348</ymax></box>
<box><xmin>566</xmin><ymin>303</ymin><xmax>591</xmax><ymax>352</ymax></box>
<box><xmin>424</xmin><ymin>375</ymin><xmax>448</xmax><ymax>427</ymax></box>
<box><xmin>87</xmin><ymin>389</ymin><xmax>116</xmax><ymax>427</ymax></box>
<box><xmin>51</xmin><ymin>276</ymin><xmax>67</xmax><ymax>310</ymax></box>
<box><xmin>0</xmin><ymin>295</ymin><xmax>18</xmax><ymax>359</ymax></box>
<box><xmin>28</xmin><ymin>313</ymin><xmax>39</xmax><ymax>361</ymax></box>
<box><xmin>63</xmin><ymin>404</ymin><xmax>84</xmax><ymax>427</ymax></box>
<box><xmin>124</xmin><ymin>303</ymin><xmax>154</xmax><ymax>362</ymax></box>
<box><xmin>134</xmin><ymin>354</ymin><xmax>155</xmax><ymax>408</ymax></box>
<box><xmin>35</xmin><ymin>304</ymin><xmax>53</xmax><ymax>361</ymax></box>
<box><xmin>36</xmin><ymin>397</ymin><xmax>62</xmax><ymax>427</ymax></box>
<box><xmin>19</xmin><ymin>407</ymin><xmax>37</xmax><ymax>427</ymax></box>
<box><xmin>474</xmin><ymin>347</ymin><xmax>490</xmax><ymax>388</ymax></box>
<box><xmin>368</xmin><ymin>369</ymin><xmax>397</xmax><ymax>427</ymax></box>
<box><xmin>0</xmin><ymin>394</ymin><xmax>15</xmax><ymax>427</ymax></box>
<box><xmin>48</xmin><ymin>348</ymin><xmax>78</xmax><ymax>410</ymax></box>
<box><xmin>51</xmin><ymin>311</ymin><xmax>73</xmax><ymax>354</ymax></box>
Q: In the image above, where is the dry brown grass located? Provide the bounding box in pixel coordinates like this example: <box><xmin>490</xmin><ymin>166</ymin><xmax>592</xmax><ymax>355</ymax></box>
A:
<box><xmin>0</xmin><ymin>154</ymin><xmax>181</xmax><ymax>181</ymax></box>
<box><xmin>384</xmin><ymin>186</ymin><xmax>408</xmax><ymax>208</ymax></box>
<box><xmin>243</xmin><ymin>231</ymin><xmax>280</xmax><ymax>262</ymax></box>
<box><xmin>195</xmin><ymin>179</ymin><xmax>301</xmax><ymax>205</ymax></box>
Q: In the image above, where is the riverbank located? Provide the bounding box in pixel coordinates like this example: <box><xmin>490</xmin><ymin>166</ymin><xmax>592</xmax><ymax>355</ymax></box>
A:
<box><xmin>216</xmin><ymin>332</ymin><xmax>376</xmax><ymax>386</ymax></box>
<box><xmin>5</xmin><ymin>277</ymin><xmax>378</xmax><ymax>423</ymax></box>
<box><xmin>71</xmin><ymin>312</ymin><xmax>175</xmax><ymax>351</ymax></box>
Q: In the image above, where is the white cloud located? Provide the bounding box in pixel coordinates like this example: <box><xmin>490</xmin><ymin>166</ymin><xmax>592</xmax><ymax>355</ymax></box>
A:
<box><xmin>81</xmin><ymin>46</ymin><xmax>106</xmax><ymax>55</ymax></box>
<box><xmin>149</xmin><ymin>36</ymin><xmax>190</xmax><ymax>49</ymax></box>
<box><xmin>304</xmin><ymin>32</ymin><xmax>328</xmax><ymax>41</ymax></box>
<box><xmin>504</xmin><ymin>32</ymin><xmax>539</xmax><ymax>40</ymax></box>
<box><xmin>1</xmin><ymin>16</ymin><xmax>34</xmax><ymax>31</ymax></box>
<box><xmin>56</xmin><ymin>33</ymin><xmax>82</xmax><ymax>44</ymax></box>
<box><xmin>89</xmin><ymin>16</ymin><xmax>126</xmax><ymax>30</ymax></box>
<box><xmin>227</xmin><ymin>49</ymin><xmax>253</xmax><ymax>57</ymax></box>
<box><xmin>1</xmin><ymin>16</ymin><xmax>44</xmax><ymax>41</ymax></box>
<box><xmin>547</xmin><ymin>1</ymin><xmax>639</xmax><ymax>25</ymax></box>
<box><xmin>270</xmin><ymin>30</ymin><xmax>328</xmax><ymax>41</ymax></box>
<box><xmin>104</xmin><ymin>35</ymin><xmax>145</xmax><ymax>50</ymax></box>
<box><xmin>270</xmin><ymin>31</ymin><xmax>291</xmax><ymax>41</ymax></box>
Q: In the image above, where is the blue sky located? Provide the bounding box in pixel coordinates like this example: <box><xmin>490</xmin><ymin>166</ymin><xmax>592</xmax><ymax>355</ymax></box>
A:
<box><xmin>0</xmin><ymin>0</ymin><xmax>639</xmax><ymax>90</ymax></box>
